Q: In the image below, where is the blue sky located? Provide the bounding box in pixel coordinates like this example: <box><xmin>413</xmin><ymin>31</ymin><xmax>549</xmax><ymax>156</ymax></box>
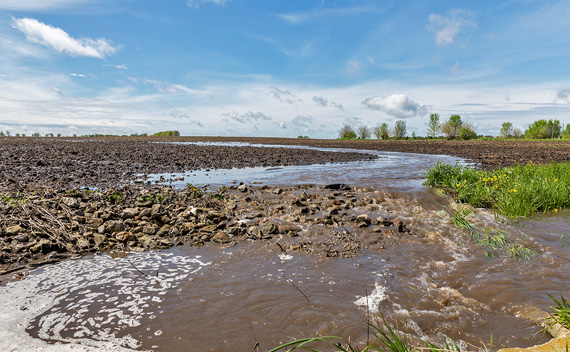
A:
<box><xmin>1</xmin><ymin>0</ymin><xmax>569</xmax><ymax>138</ymax></box>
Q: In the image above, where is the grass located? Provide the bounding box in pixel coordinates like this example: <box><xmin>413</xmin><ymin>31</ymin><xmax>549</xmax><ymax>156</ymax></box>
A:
<box><xmin>269</xmin><ymin>314</ymin><xmax>469</xmax><ymax>352</ymax></box>
<box><xmin>424</xmin><ymin>162</ymin><xmax>570</xmax><ymax>218</ymax></box>
<box><xmin>547</xmin><ymin>294</ymin><xmax>570</xmax><ymax>331</ymax></box>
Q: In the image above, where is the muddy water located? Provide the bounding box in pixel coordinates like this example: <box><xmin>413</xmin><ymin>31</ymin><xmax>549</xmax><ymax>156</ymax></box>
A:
<box><xmin>1</xmin><ymin>146</ymin><xmax>569</xmax><ymax>351</ymax></box>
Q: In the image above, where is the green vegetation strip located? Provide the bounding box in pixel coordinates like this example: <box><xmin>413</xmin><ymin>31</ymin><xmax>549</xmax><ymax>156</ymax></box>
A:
<box><xmin>424</xmin><ymin>162</ymin><xmax>570</xmax><ymax>218</ymax></box>
<box><xmin>269</xmin><ymin>314</ymin><xmax>463</xmax><ymax>352</ymax></box>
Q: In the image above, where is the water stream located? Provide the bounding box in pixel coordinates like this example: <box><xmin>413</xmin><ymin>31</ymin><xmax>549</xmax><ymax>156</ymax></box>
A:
<box><xmin>1</xmin><ymin>143</ymin><xmax>568</xmax><ymax>351</ymax></box>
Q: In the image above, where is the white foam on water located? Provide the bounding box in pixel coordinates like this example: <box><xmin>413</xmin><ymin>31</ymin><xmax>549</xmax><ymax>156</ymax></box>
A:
<box><xmin>354</xmin><ymin>280</ymin><xmax>387</xmax><ymax>312</ymax></box>
<box><xmin>279</xmin><ymin>253</ymin><xmax>293</xmax><ymax>261</ymax></box>
<box><xmin>0</xmin><ymin>252</ymin><xmax>210</xmax><ymax>351</ymax></box>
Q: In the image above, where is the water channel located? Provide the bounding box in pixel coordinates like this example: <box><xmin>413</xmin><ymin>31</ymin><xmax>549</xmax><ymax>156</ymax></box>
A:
<box><xmin>0</xmin><ymin>143</ymin><xmax>568</xmax><ymax>351</ymax></box>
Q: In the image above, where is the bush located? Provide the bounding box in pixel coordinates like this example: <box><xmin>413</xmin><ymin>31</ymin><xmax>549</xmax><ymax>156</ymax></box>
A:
<box><xmin>459</xmin><ymin>124</ymin><xmax>477</xmax><ymax>140</ymax></box>
<box><xmin>152</xmin><ymin>130</ymin><xmax>180</xmax><ymax>137</ymax></box>
<box><xmin>338</xmin><ymin>124</ymin><xmax>357</xmax><ymax>139</ymax></box>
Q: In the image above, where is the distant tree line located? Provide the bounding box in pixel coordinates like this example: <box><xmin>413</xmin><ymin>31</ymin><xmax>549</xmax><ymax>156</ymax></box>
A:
<box><xmin>338</xmin><ymin>115</ymin><xmax>570</xmax><ymax>141</ymax></box>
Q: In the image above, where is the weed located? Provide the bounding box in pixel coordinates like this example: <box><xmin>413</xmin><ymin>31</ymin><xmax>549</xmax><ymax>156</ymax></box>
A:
<box><xmin>506</xmin><ymin>238</ymin><xmax>539</xmax><ymax>260</ymax></box>
<box><xmin>450</xmin><ymin>207</ymin><xmax>474</xmax><ymax>230</ymax></box>
<box><xmin>269</xmin><ymin>314</ymin><xmax>466</xmax><ymax>352</ymax></box>
<box><xmin>546</xmin><ymin>294</ymin><xmax>570</xmax><ymax>330</ymax></box>
<box><xmin>0</xmin><ymin>193</ymin><xmax>31</xmax><ymax>207</ymax></box>
<box><xmin>424</xmin><ymin>162</ymin><xmax>570</xmax><ymax>218</ymax></box>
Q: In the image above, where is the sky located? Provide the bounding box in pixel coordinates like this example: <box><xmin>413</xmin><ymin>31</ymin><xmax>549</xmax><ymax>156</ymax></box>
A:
<box><xmin>1</xmin><ymin>0</ymin><xmax>570</xmax><ymax>138</ymax></box>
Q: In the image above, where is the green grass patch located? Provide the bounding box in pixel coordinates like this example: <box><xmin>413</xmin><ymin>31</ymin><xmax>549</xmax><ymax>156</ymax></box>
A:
<box><xmin>547</xmin><ymin>294</ymin><xmax>570</xmax><ymax>330</ymax></box>
<box><xmin>424</xmin><ymin>162</ymin><xmax>570</xmax><ymax>218</ymax></box>
<box><xmin>269</xmin><ymin>314</ymin><xmax>468</xmax><ymax>352</ymax></box>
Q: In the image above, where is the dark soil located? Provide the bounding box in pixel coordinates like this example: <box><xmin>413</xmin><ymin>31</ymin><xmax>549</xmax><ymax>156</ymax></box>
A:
<box><xmin>0</xmin><ymin>137</ymin><xmax>376</xmax><ymax>190</ymax></box>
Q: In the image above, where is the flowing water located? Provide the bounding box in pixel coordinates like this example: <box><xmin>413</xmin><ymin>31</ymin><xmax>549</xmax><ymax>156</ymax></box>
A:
<box><xmin>1</xmin><ymin>144</ymin><xmax>569</xmax><ymax>351</ymax></box>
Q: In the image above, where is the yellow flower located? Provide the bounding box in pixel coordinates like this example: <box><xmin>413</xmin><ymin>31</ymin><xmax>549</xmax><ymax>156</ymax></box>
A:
<box><xmin>555</xmin><ymin>208</ymin><xmax>558</xmax><ymax>212</ymax></box>
<box><xmin>456</xmin><ymin>183</ymin><xmax>461</xmax><ymax>187</ymax></box>
<box><xmin>554</xmin><ymin>179</ymin><xmax>559</xmax><ymax>182</ymax></box>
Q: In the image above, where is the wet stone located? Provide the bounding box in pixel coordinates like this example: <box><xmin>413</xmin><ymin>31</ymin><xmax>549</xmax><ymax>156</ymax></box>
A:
<box><xmin>212</xmin><ymin>231</ymin><xmax>230</xmax><ymax>243</ymax></box>
<box><xmin>4</xmin><ymin>225</ymin><xmax>24</xmax><ymax>237</ymax></box>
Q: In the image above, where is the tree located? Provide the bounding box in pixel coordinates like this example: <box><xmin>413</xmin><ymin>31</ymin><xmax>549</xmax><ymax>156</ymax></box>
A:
<box><xmin>338</xmin><ymin>124</ymin><xmax>357</xmax><ymax>139</ymax></box>
<box><xmin>459</xmin><ymin>122</ymin><xmax>477</xmax><ymax>140</ymax></box>
<box><xmin>357</xmin><ymin>125</ymin><xmax>371</xmax><ymax>139</ymax></box>
<box><xmin>513</xmin><ymin>128</ymin><xmax>523</xmax><ymax>139</ymax></box>
<box><xmin>379</xmin><ymin>123</ymin><xmax>390</xmax><ymax>140</ymax></box>
<box><xmin>524</xmin><ymin>119</ymin><xmax>561</xmax><ymax>139</ymax></box>
<box><xmin>393</xmin><ymin>120</ymin><xmax>407</xmax><ymax>139</ymax></box>
<box><xmin>427</xmin><ymin>113</ymin><xmax>441</xmax><ymax>138</ymax></box>
<box><xmin>500</xmin><ymin>122</ymin><xmax>513</xmax><ymax>139</ymax></box>
<box><xmin>442</xmin><ymin>114</ymin><xmax>462</xmax><ymax>139</ymax></box>
<box><xmin>373</xmin><ymin>126</ymin><xmax>382</xmax><ymax>139</ymax></box>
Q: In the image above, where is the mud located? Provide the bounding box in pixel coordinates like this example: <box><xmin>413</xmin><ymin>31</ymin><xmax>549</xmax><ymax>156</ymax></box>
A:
<box><xmin>0</xmin><ymin>137</ymin><xmax>377</xmax><ymax>190</ymax></box>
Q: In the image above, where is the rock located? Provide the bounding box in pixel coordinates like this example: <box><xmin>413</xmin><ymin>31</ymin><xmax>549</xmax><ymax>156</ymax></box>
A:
<box><xmin>247</xmin><ymin>226</ymin><xmax>262</xmax><ymax>238</ymax></box>
<box><xmin>156</xmin><ymin>224</ymin><xmax>172</xmax><ymax>237</ymax></box>
<box><xmin>143</xmin><ymin>226</ymin><xmax>157</xmax><ymax>235</ymax></box>
<box><xmin>5</xmin><ymin>225</ymin><xmax>24</xmax><ymax>236</ymax></box>
<box><xmin>122</xmin><ymin>208</ymin><xmax>139</xmax><ymax>219</ymax></box>
<box><xmin>356</xmin><ymin>214</ymin><xmax>371</xmax><ymax>225</ymax></box>
<box><xmin>273</xmin><ymin>188</ymin><xmax>283</xmax><ymax>194</ymax></box>
<box><xmin>61</xmin><ymin>197</ymin><xmax>79</xmax><ymax>209</ymax></box>
<box><xmin>106</xmin><ymin>220</ymin><xmax>125</xmax><ymax>233</ymax></box>
<box><xmin>376</xmin><ymin>217</ymin><xmax>393</xmax><ymax>227</ymax></box>
<box><xmin>324</xmin><ymin>184</ymin><xmax>351</xmax><ymax>191</ymax></box>
<box><xmin>212</xmin><ymin>231</ymin><xmax>230</xmax><ymax>243</ymax></box>
<box><xmin>76</xmin><ymin>237</ymin><xmax>90</xmax><ymax>249</ymax></box>
<box><xmin>237</xmin><ymin>184</ymin><xmax>248</xmax><ymax>193</ymax></box>
<box><xmin>199</xmin><ymin>224</ymin><xmax>218</xmax><ymax>233</ymax></box>
<box><xmin>93</xmin><ymin>233</ymin><xmax>107</xmax><ymax>247</ymax></box>
<box><xmin>14</xmin><ymin>234</ymin><xmax>29</xmax><ymax>242</ymax></box>
<box><xmin>151</xmin><ymin>203</ymin><xmax>162</xmax><ymax>217</ymax></box>
<box><xmin>29</xmin><ymin>239</ymin><xmax>53</xmax><ymax>254</ymax></box>
<box><xmin>134</xmin><ymin>200</ymin><xmax>153</xmax><ymax>207</ymax></box>
<box><xmin>259</xmin><ymin>222</ymin><xmax>278</xmax><ymax>235</ymax></box>
<box><xmin>115</xmin><ymin>231</ymin><xmax>137</xmax><ymax>243</ymax></box>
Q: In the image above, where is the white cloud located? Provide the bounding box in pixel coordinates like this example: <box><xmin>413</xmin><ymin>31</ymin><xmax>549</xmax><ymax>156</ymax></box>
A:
<box><xmin>557</xmin><ymin>88</ymin><xmax>570</xmax><ymax>102</ymax></box>
<box><xmin>221</xmin><ymin>111</ymin><xmax>272</xmax><ymax>124</ymax></box>
<box><xmin>346</xmin><ymin>58</ymin><xmax>361</xmax><ymax>76</ymax></box>
<box><xmin>70</xmin><ymin>73</ymin><xmax>86</xmax><ymax>77</ymax></box>
<box><xmin>427</xmin><ymin>9</ymin><xmax>476</xmax><ymax>46</ymax></box>
<box><xmin>12</xmin><ymin>17</ymin><xmax>119</xmax><ymax>58</ymax></box>
<box><xmin>104</xmin><ymin>64</ymin><xmax>127</xmax><ymax>70</ymax></box>
<box><xmin>0</xmin><ymin>0</ymin><xmax>93</xmax><ymax>11</ymax></box>
<box><xmin>362</xmin><ymin>93</ymin><xmax>429</xmax><ymax>118</ymax></box>
<box><xmin>187</xmin><ymin>0</ymin><xmax>231</xmax><ymax>8</ymax></box>
<box><xmin>312</xmin><ymin>96</ymin><xmax>328</xmax><ymax>107</ymax></box>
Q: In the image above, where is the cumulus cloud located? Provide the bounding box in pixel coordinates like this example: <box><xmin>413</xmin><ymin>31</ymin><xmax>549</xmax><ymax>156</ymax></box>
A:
<box><xmin>557</xmin><ymin>88</ymin><xmax>570</xmax><ymax>102</ymax></box>
<box><xmin>187</xmin><ymin>0</ymin><xmax>231</xmax><ymax>8</ymax></box>
<box><xmin>427</xmin><ymin>9</ymin><xmax>476</xmax><ymax>46</ymax></box>
<box><xmin>269</xmin><ymin>86</ymin><xmax>302</xmax><ymax>104</ymax></box>
<box><xmin>291</xmin><ymin>115</ymin><xmax>314</xmax><ymax>127</ymax></box>
<box><xmin>221</xmin><ymin>111</ymin><xmax>272</xmax><ymax>124</ymax></box>
<box><xmin>12</xmin><ymin>17</ymin><xmax>119</xmax><ymax>58</ymax></box>
<box><xmin>362</xmin><ymin>94</ymin><xmax>430</xmax><ymax>118</ymax></box>
<box><xmin>312</xmin><ymin>95</ymin><xmax>344</xmax><ymax>110</ymax></box>
<box><xmin>312</xmin><ymin>96</ymin><xmax>328</xmax><ymax>107</ymax></box>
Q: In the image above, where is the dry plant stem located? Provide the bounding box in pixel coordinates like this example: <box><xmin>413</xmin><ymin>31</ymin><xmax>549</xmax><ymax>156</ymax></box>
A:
<box><xmin>282</xmin><ymin>273</ymin><xmax>310</xmax><ymax>302</ymax></box>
